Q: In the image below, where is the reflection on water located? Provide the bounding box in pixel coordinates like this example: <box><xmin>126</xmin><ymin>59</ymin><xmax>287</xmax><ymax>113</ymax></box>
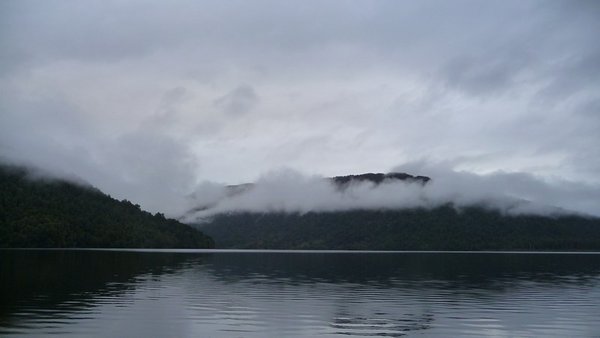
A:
<box><xmin>1</xmin><ymin>250</ymin><xmax>600</xmax><ymax>337</ymax></box>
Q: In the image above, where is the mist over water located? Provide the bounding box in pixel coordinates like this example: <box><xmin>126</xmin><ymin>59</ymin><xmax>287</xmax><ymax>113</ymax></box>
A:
<box><xmin>184</xmin><ymin>163</ymin><xmax>600</xmax><ymax>222</ymax></box>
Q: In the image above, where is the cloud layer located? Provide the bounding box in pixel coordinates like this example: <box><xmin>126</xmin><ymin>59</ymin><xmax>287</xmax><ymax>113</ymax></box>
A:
<box><xmin>1</xmin><ymin>0</ymin><xmax>599</xmax><ymax>215</ymax></box>
<box><xmin>183</xmin><ymin>163</ymin><xmax>600</xmax><ymax>222</ymax></box>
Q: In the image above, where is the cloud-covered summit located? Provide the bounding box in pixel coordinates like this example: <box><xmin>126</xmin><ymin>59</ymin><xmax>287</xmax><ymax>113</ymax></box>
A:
<box><xmin>182</xmin><ymin>163</ymin><xmax>600</xmax><ymax>222</ymax></box>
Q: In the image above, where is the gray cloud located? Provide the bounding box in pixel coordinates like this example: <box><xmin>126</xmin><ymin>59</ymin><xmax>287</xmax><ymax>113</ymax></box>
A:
<box><xmin>1</xmin><ymin>0</ymin><xmax>599</xmax><ymax>215</ymax></box>
<box><xmin>184</xmin><ymin>163</ymin><xmax>600</xmax><ymax>222</ymax></box>
<box><xmin>0</xmin><ymin>86</ymin><xmax>199</xmax><ymax>216</ymax></box>
<box><xmin>214</xmin><ymin>85</ymin><xmax>259</xmax><ymax>116</ymax></box>
<box><xmin>438</xmin><ymin>51</ymin><xmax>531</xmax><ymax>96</ymax></box>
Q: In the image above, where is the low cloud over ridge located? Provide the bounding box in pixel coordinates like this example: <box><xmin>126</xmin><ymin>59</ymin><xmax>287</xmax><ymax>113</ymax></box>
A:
<box><xmin>183</xmin><ymin>162</ymin><xmax>600</xmax><ymax>222</ymax></box>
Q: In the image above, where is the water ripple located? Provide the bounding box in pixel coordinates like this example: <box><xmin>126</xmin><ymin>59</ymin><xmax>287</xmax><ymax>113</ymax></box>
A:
<box><xmin>2</xmin><ymin>250</ymin><xmax>600</xmax><ymax>337</ymax></box>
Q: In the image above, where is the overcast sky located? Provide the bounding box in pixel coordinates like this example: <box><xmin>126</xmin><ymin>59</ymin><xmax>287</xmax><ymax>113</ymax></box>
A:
<box><xmin>1</xmin><ymin>0</ymin><xmax>599</xmax><ymax>215</ymax></box>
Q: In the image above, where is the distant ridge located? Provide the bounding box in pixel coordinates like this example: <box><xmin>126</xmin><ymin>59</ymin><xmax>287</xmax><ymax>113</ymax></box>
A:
<box><xmin>198</xmin><ymin>207</ymin><xmax>600</xmax><ymax>251</ymax></box>
<box><xmin>190</xmin><ymin>171</ymin><xmax>600</xmax><ymax>251</ymax></box>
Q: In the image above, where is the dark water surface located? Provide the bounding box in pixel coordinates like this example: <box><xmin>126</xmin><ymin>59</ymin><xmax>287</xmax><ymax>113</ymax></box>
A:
<box><xmin>1</xmin><ymin>250</ymin><xmax>600</xmax><ymax>337</ymax></box>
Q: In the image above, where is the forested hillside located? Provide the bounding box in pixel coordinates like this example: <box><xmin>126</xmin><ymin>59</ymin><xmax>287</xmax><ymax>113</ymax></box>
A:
<box><xmin>0</xmin><ymin>165</ymin><xmax>214</xmax><ymax>248</ymax></box>
<box><xmin>199</xmin><ymin>207</ymin><xmax>600</xmax><ymax>250</ymax></box>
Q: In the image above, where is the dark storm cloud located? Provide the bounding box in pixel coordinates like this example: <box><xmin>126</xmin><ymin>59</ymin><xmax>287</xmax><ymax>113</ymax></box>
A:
<box><xmin>1</xmin><ymin>0</ymin><xmax>599</xmax><ymax>216</ymax></box>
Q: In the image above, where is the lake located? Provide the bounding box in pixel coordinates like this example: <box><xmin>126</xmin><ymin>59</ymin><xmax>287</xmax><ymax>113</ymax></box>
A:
<box><xmin>1</xmin><ymin>250</ymin><xmax>600</xmax><ymax>337</ymax></box>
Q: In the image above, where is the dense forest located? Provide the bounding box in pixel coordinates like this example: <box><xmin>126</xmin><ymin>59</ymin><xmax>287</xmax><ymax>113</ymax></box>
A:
<box><xmin>198</xmin><ymin>207</ymin><xmax>600</xmax><ymax>250</ymax></box>
<box><xmin>4</xmin><ymin>163</ymin><xmax>600</xmax><ymax>251</ymax></box>
<box><xmin>0</xmin><ymin>165</ymin><xmax>214</xmax><ymax>248</ymax></box>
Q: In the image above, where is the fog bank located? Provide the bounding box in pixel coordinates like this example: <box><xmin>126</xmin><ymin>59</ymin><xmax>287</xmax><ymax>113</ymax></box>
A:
<box><xmin>183</xmin><ymin>164</ymin><xmax>600</xmax><ymax>222</ymax></box>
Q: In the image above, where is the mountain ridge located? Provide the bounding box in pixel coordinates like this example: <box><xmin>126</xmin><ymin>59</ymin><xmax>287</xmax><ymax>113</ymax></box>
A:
<box><xmin>197</xmin><ymin>207</ymin><xmax>600</xmax><ymax>250</ymax></box>
<box><xmin>190</xmin><ymin>172</ymin><xmax>600</xmax><ymax>250</ymax></box>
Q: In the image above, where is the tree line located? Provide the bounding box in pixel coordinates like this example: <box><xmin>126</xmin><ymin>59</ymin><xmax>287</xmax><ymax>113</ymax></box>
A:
<box><xmin>0</xmin><ymin>165</ymin><xmax>214</xmax><ymax>248</ymax></box>
<box><xmin>199</xmin><ymin>207</ymin><xmax>600</xmax><ymax>250</ymax></box>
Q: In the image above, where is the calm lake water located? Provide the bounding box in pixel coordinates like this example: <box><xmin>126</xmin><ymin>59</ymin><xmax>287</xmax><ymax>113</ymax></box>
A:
<box><xmin>1</xmin><ymin>250</ymin><xmax>600</xmax><ymax>337</ymax></box>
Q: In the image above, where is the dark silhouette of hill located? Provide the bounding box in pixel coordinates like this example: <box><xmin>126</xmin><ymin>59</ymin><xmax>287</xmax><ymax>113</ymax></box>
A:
<box><xmin>0</xmin><ymin>165</ymin><xmax>214</xmax><ymax>248</ymax></box>
<box><xmin>199</xmin><ymin>208</ymin><xmax>600</xmax><ymax>250</ymax></box>
<box><xmin>195</xmin><ymin>172</ymin><xmax>600</xmax><ymax>250</ymax></box>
